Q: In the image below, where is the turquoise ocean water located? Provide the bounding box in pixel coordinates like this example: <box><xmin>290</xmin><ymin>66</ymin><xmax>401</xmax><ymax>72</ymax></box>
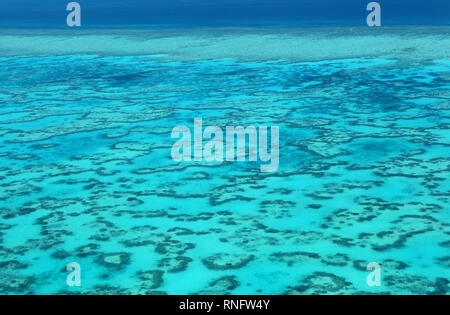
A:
<box><xmin>0</xmin><ymin>1</ymin><xmax>449</xmax><ymax>295</ymax></box>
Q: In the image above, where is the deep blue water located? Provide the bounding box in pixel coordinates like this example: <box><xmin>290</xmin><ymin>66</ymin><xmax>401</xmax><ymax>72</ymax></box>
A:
<box><xmin>0</xmin><ymin>0</ymin><xmax>449</xmax><ymax>28</ymax></box>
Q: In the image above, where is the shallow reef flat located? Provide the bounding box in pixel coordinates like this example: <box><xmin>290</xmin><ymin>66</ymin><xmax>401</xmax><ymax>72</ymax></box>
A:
<box><xmin>0</xmin><ymin>27</ymin><xmax>449</xmax><ymax>295</ymax></box>
<box><xmin>0</xmin><ymin>26</ymin><xmax>450</xmax><ymax>62</ymax></box>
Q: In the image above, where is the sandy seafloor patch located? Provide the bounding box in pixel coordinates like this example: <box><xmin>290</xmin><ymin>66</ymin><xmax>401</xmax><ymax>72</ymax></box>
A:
<box><xmin>0</xmin><ymin>27</ymin><xmax>449</xmax><ymax>295</ymax></box>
